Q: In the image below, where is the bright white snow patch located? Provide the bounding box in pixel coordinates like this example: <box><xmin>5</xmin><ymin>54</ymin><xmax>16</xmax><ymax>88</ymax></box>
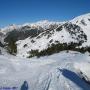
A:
<box><xmin>0</xmin><ymin>51</ymin><xmax>90</xmax><ymax>90</ymax></box>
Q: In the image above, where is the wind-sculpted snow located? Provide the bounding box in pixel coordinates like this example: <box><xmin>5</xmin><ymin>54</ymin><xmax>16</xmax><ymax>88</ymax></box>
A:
<box><xmin>0</xmin><ymin>51</ymin><xmax>90</xmax><ymax>90</ymax></box>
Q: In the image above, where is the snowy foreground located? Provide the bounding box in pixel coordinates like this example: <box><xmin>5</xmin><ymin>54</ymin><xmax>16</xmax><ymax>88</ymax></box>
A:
<box><xmin>0</xmin><ymin>51</ymin><xmax>90</xmax><ymax>90</ymax></box>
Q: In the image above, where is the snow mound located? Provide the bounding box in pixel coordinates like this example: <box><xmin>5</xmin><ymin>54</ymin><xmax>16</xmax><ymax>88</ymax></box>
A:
<box><xmin>74</xmin><ymin>62</ymin><xmax>90</xmax><ymax>83</ymax></box>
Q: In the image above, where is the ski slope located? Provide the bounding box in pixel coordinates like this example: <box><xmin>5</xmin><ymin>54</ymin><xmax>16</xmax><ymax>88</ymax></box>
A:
<box><xmin>0</xmin><ymin>51</ymin><xmax>90</xmax><ymax>90</ymax></box>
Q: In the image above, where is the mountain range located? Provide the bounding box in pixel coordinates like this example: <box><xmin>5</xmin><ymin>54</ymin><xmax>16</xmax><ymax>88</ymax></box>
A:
<box><xmin>0</xmin><ymin>13</ymin><xmax>90</xmax><ymax>58</ymax></box>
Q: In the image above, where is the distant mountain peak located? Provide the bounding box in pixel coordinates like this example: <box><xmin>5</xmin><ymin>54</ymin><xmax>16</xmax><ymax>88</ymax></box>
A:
<box><xmin>71</xmin><ymin>13</ymin><xmax>90</xmax><ymax>24</ymax></box>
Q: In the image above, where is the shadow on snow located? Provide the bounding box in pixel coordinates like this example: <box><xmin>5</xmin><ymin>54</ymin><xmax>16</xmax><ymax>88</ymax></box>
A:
<box><xmin>58</xmin><ymin>69</ymin><xmax>90</xmax><ymax>90</ymax></box>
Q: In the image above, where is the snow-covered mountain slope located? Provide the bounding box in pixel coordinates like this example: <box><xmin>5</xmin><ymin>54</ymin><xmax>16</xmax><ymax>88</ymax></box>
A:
<box><xmin>16</xmin><ymin>22</ymin><xmax>87</xmax><ymax>57</ymax></box>
<box><xmin>1</xmin><ymin>20</ymin><xmax>61</xmax><ymax>34</ymax></box>
<box><xmin>0</xmin><ymin>13</ymin><xmax>90</xmax><ymax>57</ymax></box>
<box><xmin>0</xmin><ymin>51</ymin><xmax>90</xmax><ymax>90</ymax></box>
<box><xmin>26</xmin><ymin>20</ymin><xmax>61</xmax><ymax>30</ymax></box>
<box><xmin>15</xmin><ymin>13</ymin><xmax>90</xmax><ymax>58</ymax></box>
<box><xmin>71</xmin><ymin>13</ymin><xmax>90</xmax><ymax>46</ymax></box>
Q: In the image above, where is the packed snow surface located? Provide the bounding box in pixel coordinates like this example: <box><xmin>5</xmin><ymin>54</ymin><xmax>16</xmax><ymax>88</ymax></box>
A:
<box><xmin>0</xmin><ymin>51</ymin><xmax>90</xmax><ymax>90</ymax></box>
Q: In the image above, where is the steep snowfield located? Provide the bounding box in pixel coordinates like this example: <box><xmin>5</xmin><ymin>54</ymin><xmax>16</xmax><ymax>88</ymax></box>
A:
<box><xmin>71</xmin><ymin>13</ymin><xmax>90</xmax><ymax>46</ymax></box>
<box><xmin>16</xmin><ymin>23</ymin><xmax>86</xmax><ymax>58</ymax></box>
<box><xmin>15</xmin><ymin>13</ymin><xmax>90</xmax><ymax>58</ymax></box>
<box><xmin>0</xmin><ymin>51</ymin><xmax>90</xmax><ymax>90</ymax></box>
<box><xmin>16</xmin><ymin>27</ymin><xmax>77</xmax><ymax>57</ymax></box>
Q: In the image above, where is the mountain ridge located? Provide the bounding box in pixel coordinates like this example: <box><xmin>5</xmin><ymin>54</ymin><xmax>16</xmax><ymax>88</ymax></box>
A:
<box><xmin>0</xmin><ymin>13</ymin><xmax>90</xmax><ymax>57</ymax></box>
<box><xmin>1</xmin><ymin>13</ymin><xmax>90</xmax><ymax>33</ymax></box>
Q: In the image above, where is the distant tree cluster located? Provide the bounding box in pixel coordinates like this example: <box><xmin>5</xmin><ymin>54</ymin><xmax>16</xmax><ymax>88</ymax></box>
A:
<box><xmin>28</xmin><ymin>50</ymin><xmax>39</xmax><ymax>58</ymax></box>
<box><xmin>28</xmin><ymin>42</ymin><xmax>90</xmax><ymax>58</ymax></box>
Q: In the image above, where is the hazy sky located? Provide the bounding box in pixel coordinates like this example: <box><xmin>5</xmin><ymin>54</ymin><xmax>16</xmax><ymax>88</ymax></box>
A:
<box><xmin>0</xmin><ymin>0</ymin><xmax>90</xmax><ymax>27</ymax></box>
